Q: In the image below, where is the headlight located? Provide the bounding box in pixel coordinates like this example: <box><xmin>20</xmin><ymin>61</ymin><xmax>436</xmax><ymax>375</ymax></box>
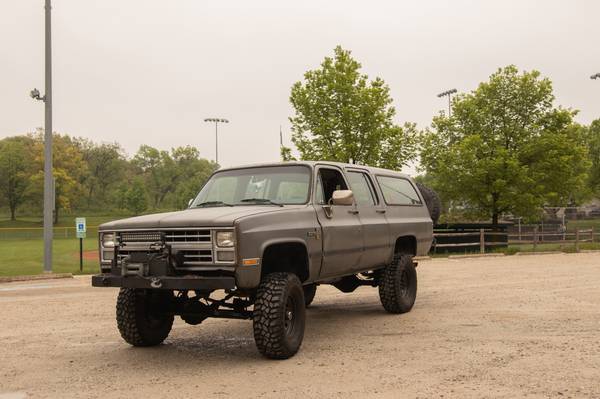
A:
<box><xmin>101</xmin><ymin>233</ymin><xmax>116</xmax><ymax>248</ymax></box>
<box><xmin>216</xmin><ymin>231</ymin><xmax>234</xmax><ymax>247</ymax></box>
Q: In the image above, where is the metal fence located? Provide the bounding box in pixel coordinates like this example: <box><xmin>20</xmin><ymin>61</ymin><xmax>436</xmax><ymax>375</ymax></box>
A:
<box><xmin>0</xmin><ymin>226</ymin><xmax>99</xmax><ymax>240</ymax></box>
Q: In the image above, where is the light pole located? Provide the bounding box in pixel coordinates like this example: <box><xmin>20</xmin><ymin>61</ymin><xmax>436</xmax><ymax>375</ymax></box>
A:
<box><xmin>592</xmin><ymin>73</ymin><xmax>600</xmax><ymax>80</ymax></box>
<box><xmin>437</xmin><ymin>88</ymin><xmax>457</xmax><ymax>117</ymax></box>
<box><xmin>204</xmin><ymin>118</ymin><xmax>229</xmax><ymax>165</ymax></box>
<box><xmin>30</xmin><ymin>0</ymin><xmax>53</xmax><ymax>273</ymax></box>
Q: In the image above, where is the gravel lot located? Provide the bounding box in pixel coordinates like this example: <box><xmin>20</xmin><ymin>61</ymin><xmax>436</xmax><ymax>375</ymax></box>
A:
<box><xmin>1</xmin><ymin>253</ymin><xmax>599</xmax><ymax>398</ymax></box>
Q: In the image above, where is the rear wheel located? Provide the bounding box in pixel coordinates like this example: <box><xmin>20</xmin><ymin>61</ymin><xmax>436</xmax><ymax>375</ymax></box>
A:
<box><xmin>303</xmin><ymin>284</ymin><xmax>317</xmax><ymax>307</ymax></box>
<box><xmin>378</xmin><ymin>255</ymin><xmax>417</xmax><ymax>314</ymax></box>
<box><xmin>253</xmin><ymin>273</ymin><xmax>306</xmax><ymax>359</ymax></box>
<box><xmin>116</xmin><ymin>288</ymin><xmax>174</xmax><ymax>347</ymax></box>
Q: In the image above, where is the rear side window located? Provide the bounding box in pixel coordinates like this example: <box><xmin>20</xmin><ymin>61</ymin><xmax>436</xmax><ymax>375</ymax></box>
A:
<box><xmin>346</xmin><ymin>171</ymin><xmax>377</xmax><ymax>206</ymax></box>
<box><xmin>376</xmin><ymin>176</ymin><xmax>422</xmax><ymax>205</ymax></box>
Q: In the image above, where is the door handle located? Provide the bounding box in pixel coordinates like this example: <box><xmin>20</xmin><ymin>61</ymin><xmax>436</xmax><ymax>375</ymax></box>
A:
<box><xmin>376</xmin><ymin>209</ymin><xmax>386</xmax><ymax>214</ymax></box>
<box><xmin>348</xmin><ymin>209</ymin><xmax>359</xmax><ymax>215</ymax></box>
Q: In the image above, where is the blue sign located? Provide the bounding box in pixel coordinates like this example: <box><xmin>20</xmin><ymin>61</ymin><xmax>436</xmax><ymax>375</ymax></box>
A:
<box><xmin>76</xmin><ymin>217</ymin><xmax>86</xmax><ymax>239</ymax></box>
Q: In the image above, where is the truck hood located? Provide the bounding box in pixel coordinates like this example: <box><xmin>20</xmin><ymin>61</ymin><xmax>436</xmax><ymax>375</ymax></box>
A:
<box><xmin>99</xmin><ymin>206</ymin><xmax>291</xmax><ymax>231</ymax></box>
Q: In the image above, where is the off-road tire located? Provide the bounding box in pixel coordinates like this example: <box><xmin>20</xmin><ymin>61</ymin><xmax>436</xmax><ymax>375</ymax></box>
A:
<box><xmin>253</xmin><ymin>273</ymin><xmax>306</xmax><ymax>359</ymax></box>
<box><xmin>378</xmin><ymin>255</ymin><xmax>417</xmax><ymax>314</ymax></box>
<box><xmin>415</xmin><ymin>182</ymin><xmax>441</xmax><ymax>225</ymax></box>
<box><xmin>116</xmin><ymin>288</ymin><xmax>174</xmax><ymax>347</ymax></box>
<box><xmin>303</xmin><ymin>284</ymin><xmax>317</xmax><ymax>307</ymax></box>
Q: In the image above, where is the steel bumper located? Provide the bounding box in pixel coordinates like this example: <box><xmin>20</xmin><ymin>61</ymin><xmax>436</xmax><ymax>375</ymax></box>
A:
<box><xmin>91</xmin><ymin>274</ymin><xmax>236</xmax><ymax>290</ymax></box>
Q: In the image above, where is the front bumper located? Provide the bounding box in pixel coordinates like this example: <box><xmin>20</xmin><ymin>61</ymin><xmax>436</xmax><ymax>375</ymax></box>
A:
<box><xmin>92</xmin><ymin>274</ymin><xmax>236</xmax><ymax>290</ymax></box>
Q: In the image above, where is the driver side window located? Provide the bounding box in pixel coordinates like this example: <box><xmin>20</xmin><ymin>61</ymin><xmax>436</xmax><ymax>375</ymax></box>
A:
<box><xmin>315</xmin><ymin>168</ymin><xmax>348</xmax><ymax>205</ymax></box>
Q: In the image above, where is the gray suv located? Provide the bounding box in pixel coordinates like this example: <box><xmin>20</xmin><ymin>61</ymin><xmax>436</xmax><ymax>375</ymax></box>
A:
<box><xmin>93</xmin><ymin>161</ymin><xmax>434</xmax><ymax>359</ymax></box>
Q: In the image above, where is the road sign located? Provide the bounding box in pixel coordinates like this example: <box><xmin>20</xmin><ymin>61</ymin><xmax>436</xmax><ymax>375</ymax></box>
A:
<box><xmin>76</xmin><ymin>217</ymin><xmax>86</xmax><ymax>239</ymax></box>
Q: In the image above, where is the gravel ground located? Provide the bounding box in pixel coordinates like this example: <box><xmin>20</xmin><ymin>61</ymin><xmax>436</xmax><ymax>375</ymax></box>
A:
<box><xmin>1</xmin><ymin>253</ymin><xmax>599</xmax><ymax>399</ymax></box>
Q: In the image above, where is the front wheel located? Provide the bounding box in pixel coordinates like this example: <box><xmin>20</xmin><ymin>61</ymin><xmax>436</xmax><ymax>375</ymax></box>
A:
<box><xmin>116</xmin><ymin>288</ymin><xmax>174</xmax><ymax>347</ymax></box>
<box><xmin>253</xmin><ymin>273</ymin><xmax>306</xmax><ymax>359</ymax></box>
<box><xmin>378</xmin><ymin>255</ymin><xmax>417</xmax><ymax>314</ymax></box>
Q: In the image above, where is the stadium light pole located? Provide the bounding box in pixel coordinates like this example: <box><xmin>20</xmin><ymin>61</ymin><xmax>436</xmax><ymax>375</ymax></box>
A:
<box><xmin>437</xmin><ymin>88</ymin><xmax>457</xmax><ymax>117</ymax></box>
<box><xmin>592</xmin><ymin>73</ymin><xmax>600</xmax><ymax>80</ymax></box>
<box><xmin>30</xmin><ymin>0</ymin><xmax>53</xmax><ymax>273</ymax></box>
<box><xmin>203</xmin><ymin>118</ymin><xmax>229</xmax><ymax>165</ymax></box>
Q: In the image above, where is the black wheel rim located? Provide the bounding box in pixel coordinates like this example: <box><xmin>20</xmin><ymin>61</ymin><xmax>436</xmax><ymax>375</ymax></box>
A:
<box><xmin>284</xmin><ymin>295</ymin><xmax>297</xmax><ymax>335</ymax></box>
<box><xmin>399</xmin><ymin>269</ymin><xmax>410</xmax><ymax>298</ymax></box>
<box><xmin>143</xmin><ymin>291</ymin><xmax>168</xmax><ymax>327</ymax></box>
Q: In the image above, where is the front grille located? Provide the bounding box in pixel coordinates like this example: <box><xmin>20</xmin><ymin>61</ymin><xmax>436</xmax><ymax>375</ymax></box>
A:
<box><xmin>165</xmin><ymin>230</ymin><xmax>211</xmax><ymax>242</ymax></box>
<box><xmin>116</xmin><ymin>230</ymin><xmax>217</xmax><ymax>268</ymax></box>
<box><xmin>181</xmin><ymin>250</ymin><xmax>213</xmax><ymax>264</ymax></box>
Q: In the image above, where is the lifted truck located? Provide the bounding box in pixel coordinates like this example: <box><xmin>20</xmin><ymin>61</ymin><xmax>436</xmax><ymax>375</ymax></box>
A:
<box><xmin>92</xmin><ymin>161</ymin><xmax>435</xmax><ymax>359</ymax></box>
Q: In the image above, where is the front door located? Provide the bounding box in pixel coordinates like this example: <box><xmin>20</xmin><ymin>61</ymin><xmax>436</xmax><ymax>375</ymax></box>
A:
<box><xmin>313</xmin><ymin>166</ymin><xmax>363</xmax><ymax>278</ymax></box>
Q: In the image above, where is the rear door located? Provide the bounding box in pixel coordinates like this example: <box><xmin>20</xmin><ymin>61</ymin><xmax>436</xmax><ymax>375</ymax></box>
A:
<box><xmin>345</xmin><ymin>168</ymin><xmax>390</xmax><ymax>270</ymax></box>
<box><xmin>313</xmin><ymin>165</ymin><xmax>363</xmax><ymax>278</ymax></box>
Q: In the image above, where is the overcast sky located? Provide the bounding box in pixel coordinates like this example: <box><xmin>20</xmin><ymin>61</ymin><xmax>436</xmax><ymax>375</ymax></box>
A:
<box><xmin>1</xmin><ymin>0</ymin><xmax>598</xmax><ymax>172</ymax></box>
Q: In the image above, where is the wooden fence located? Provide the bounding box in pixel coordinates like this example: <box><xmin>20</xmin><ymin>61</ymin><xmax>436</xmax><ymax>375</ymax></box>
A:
<box><xmin>434</xmin><ymin>227</ymin><xmax>596</xmax><ymax>253</ymax></box>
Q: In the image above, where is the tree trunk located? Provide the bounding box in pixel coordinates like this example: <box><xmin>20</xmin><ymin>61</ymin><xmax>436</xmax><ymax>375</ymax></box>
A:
<box><xmin>10</xmin><ymin>206</ymin><xmax>16</xmax><ymax>221</ymax></box>
<box><xmin>491</xmin><ymin>192</ymin><xmax>499</xmax><ymax>226</ymax></box>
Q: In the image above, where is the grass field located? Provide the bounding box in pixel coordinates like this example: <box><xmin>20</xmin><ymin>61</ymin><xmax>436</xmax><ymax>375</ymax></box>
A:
<box><xmin>0</xmin><ymin>237</ymin><xmax>100</xmax><ymax>276</ymax></box>
<box><xmin>0</xmin><ymin>215</ymin><xmax>122</xmax><ymax>276</ymax></box>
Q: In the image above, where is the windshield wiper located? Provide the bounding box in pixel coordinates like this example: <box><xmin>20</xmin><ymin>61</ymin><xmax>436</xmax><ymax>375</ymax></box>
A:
<box><xmin>239</xmin><ymin>198</ymin><xmax>283</xmax><ymax>207</ymax></box>
<box><xmin>193</xmin><ymin>201</ymin><xmax>233</xmax><ymax>208</ymax></box>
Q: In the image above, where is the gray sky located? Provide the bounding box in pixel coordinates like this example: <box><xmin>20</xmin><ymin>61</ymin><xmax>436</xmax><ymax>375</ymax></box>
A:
<box><xmin>1</xmin><ymin>0</ymin><xmax>598</xmax><ymax>172</ymax></box>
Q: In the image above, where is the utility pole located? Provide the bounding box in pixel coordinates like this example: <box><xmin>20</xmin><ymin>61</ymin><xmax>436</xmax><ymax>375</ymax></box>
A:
<box><xmin>30</xmin><ymin>0</ymin><xmax>53</xmax><ymax>273</ymax></box>
<box><xmin>279</xmin><ymin>125</ymin><xmax>283</xmax><ymax>148</ymax></box>
<box><xmin>437</xmin><ymin>88</ymin><xmax>457</xmax><ymax>117</ymax></box>
<box><xmin>203</xmin><ymin>118</ymin><xmax>229</xmax><ymax>165</ymax></box>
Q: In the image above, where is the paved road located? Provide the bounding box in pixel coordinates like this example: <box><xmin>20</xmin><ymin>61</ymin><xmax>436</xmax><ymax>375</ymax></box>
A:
<box><xmin>1</xmin><ymin>253</ymin><xmax>599</xmax><ymax>398</ymax></box>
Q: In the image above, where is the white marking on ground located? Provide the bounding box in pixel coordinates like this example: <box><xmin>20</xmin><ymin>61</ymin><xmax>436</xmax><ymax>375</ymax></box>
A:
<box><xmin>0</xmin><ymin>283</ymin><xmax>80</xmax><ymax>292</ymax></box>
<box><xmin>0</xmin><ymin>392</ymin><xmax>27</xmax><ymax>399</ymax></box>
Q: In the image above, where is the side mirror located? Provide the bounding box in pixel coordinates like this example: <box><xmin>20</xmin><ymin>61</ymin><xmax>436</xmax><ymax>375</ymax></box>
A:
<box><xmin>331</xmin><ymin>190</ymin><xmax>354</xmax><ymax>206</ymax></box>
<box><xmin>187</xmin><ymin>198</ymin><xmax>194</xmax><ymax>208</ymax></box>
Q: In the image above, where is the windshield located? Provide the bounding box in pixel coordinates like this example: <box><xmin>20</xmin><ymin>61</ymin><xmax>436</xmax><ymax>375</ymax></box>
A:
<box><xmin>191</xmin><ymin>165</ymin><xmax>311</xmax><ymax>207</ymax></box>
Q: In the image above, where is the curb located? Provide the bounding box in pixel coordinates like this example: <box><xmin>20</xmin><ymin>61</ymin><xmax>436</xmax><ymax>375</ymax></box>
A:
<box><xmin>0</xmin><ymin>273</ymin><xmax>73</xmax><ymax>283</ymax></box>
<box><xmin>414</xmin><ymin>256</ymin><xmax>431</xmax><ymax>261</ymax></box>
<box><xmin>514</xmin><ymin>251</ymin><xmax>564</xmax><ymax>256</ymax></box>
<box><xmin>447</xmin><ymin>253</ymin><xmax>505</xmax><ymax>259</ymax></box>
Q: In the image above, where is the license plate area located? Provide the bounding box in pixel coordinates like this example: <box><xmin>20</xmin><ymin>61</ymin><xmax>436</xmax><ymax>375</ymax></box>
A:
<box><xmin>121</xmin><ymin>252</ymin><xmax>172</xmax><ymax>277</ymax></box>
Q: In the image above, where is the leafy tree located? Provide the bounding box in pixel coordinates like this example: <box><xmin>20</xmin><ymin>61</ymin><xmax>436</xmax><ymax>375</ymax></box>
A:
<box><xmin>288</xmin><ymin>46</ymin><xmax>417</xmax><ymax>169</ymax></box>
<box><xmin>0</xmin><ymin>137</ymin><xmax>35</xmax><ymax>220</ymax></box>
<box><xmin>132</xmin><ymin>145</ymin><xmax>217</xmax><ymax>209</ymax></box>
<box><xmin>280</xmin><ymin>146</ymin><xmax>295</xmax><ymax>162</ymax></box>
<box><xmin>420</xmin><ymin>66</ymin><xmax>590</xmax><ymax>224</ymax></box>
<box><xmin>28</xmin><ymin>133</ymin><xmax>89</xmax><ymax>223</ymax></box>
<box><xmin>77</xmin><ymin>140</ymin><xmax>128</xmax><ymax>208</ymax></box>
<box><xmin>585</xmin><ymin>119</ymin><xmax>600</xmax><ymax>195</ymax></box>
<box><xmin>124</xmin><ymin>177</ymin><xmax>148</xmax><ymax>215</ymax></box>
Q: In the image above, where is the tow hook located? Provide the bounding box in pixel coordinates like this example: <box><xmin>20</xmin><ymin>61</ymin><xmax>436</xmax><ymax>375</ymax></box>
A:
<box><xmin>150</xmin><ymin>277</ymin><xmax>163</xmax><ymax>289</ymax></box>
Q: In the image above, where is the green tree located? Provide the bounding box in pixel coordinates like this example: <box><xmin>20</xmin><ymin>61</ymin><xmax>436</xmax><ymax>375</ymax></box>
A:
<box><xmin>77</xmin><ymin>140</ymin><xmax>127</xmax><ymax>208</ymax></box>
<box><xmin>585</xmin><ymin>119</ymin><xmax>600</xmax><ymax>194</ymax></box>
<box><xmin>124</xmin><ymin>177</ymin><xmax>148</xmax><ymax>215</ymax></box>
<box><xmin>132</xmin><ymin>145</ymin><xmax>217</xmax><ymax>209</ymax></box>
<box><xmin>289</xmin><ymin>46</ymin><xmax>417</xmax><ymax>169</ymax></box>
<box><xmin>28</xmin><ymin>133</ymin><xmax>89</xmax><ymax>223</ymax></box>
<box><xmin>0</xmin><ymin>137</ymin><xmax>35</xmax><ymax>220</ymax></box>
<box><xmin>420</xmin><ymin>65</ymin><xmax>590</xmax><ymax>224</ymax></box>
